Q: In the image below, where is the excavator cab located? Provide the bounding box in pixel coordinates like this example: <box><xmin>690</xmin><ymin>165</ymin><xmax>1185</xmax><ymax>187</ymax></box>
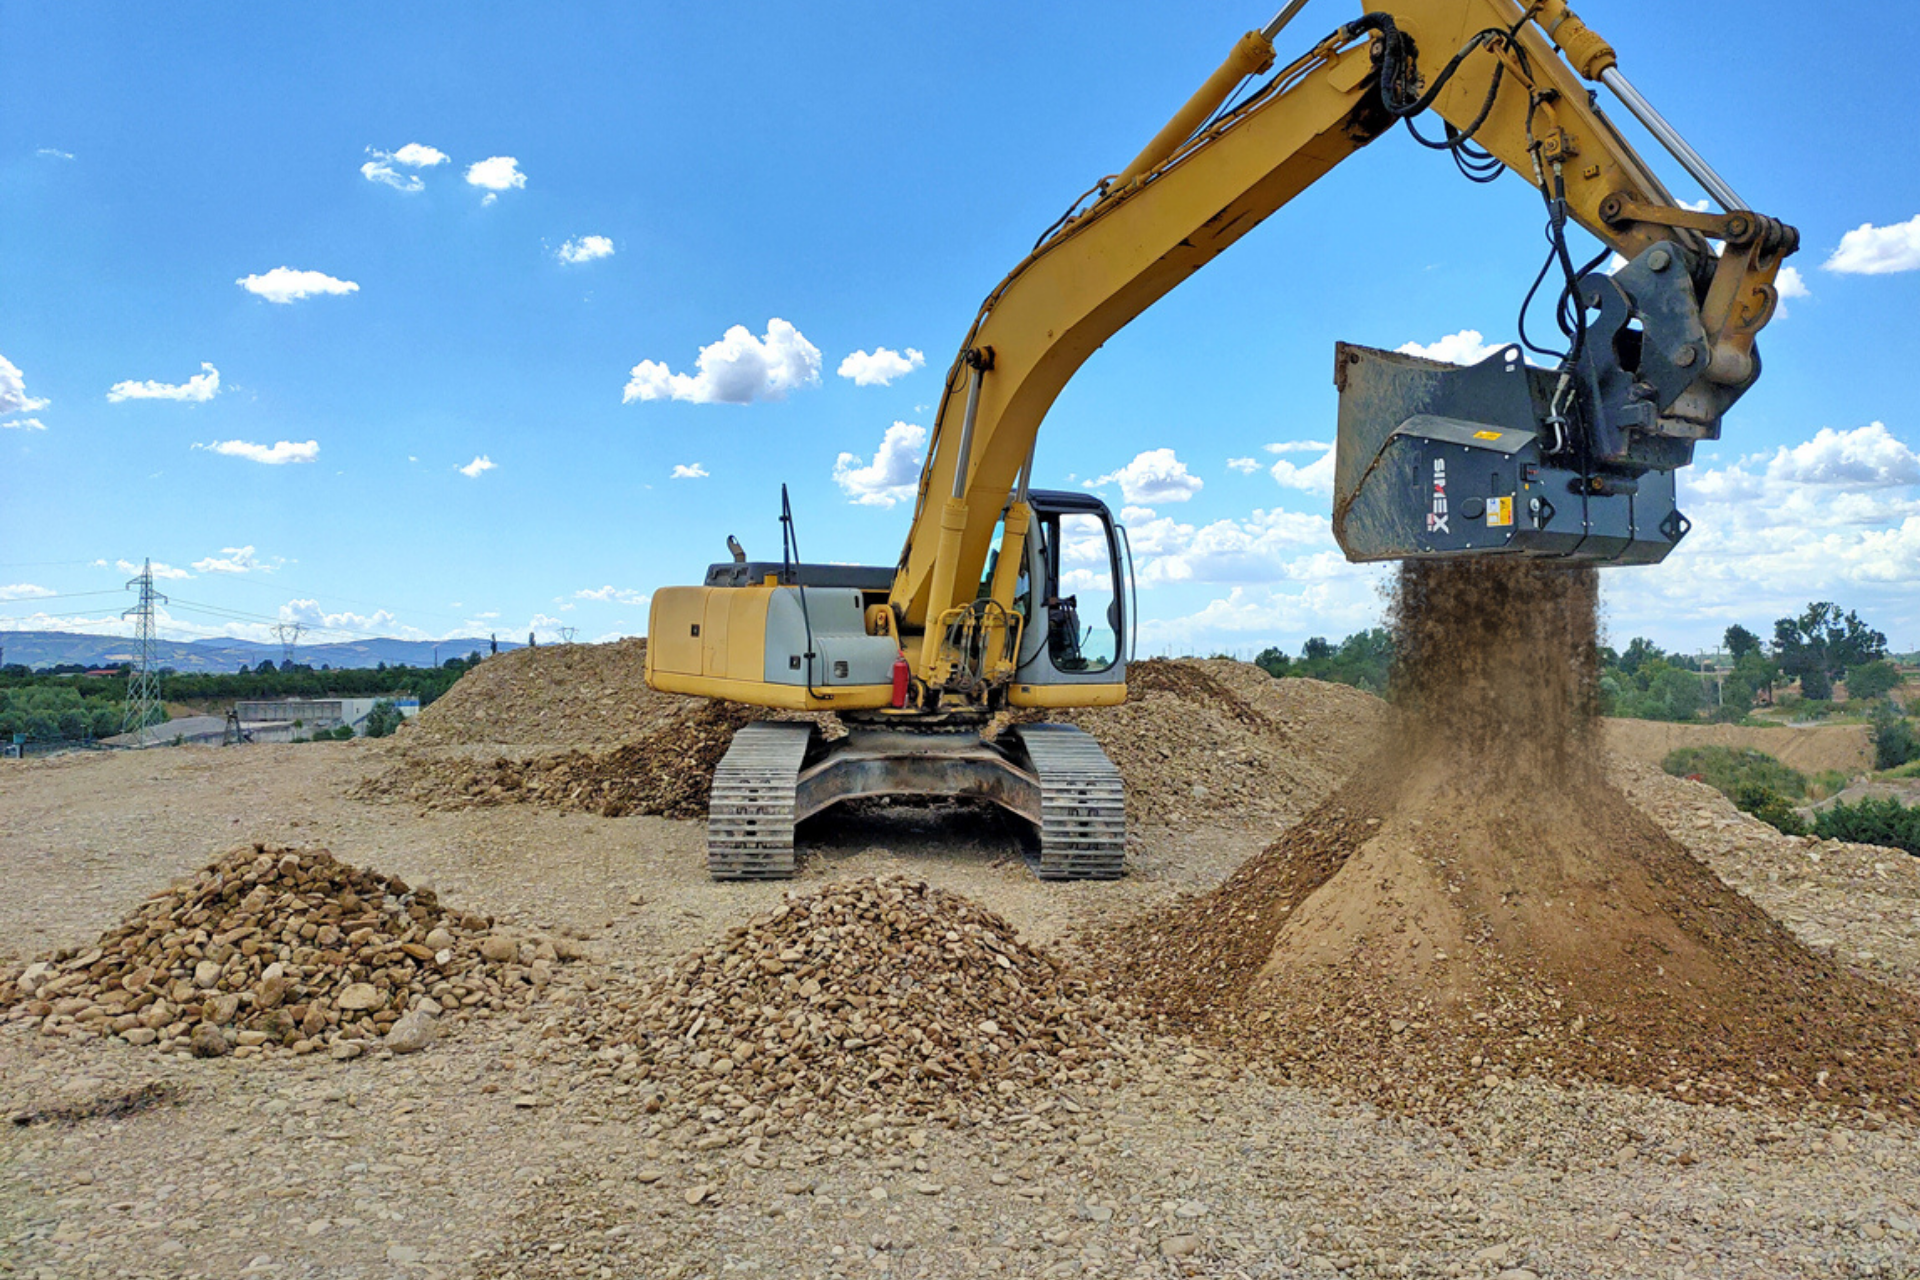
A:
<box><xmin>1017</xmin><ymin>491</ymin><xmax>1133</xmax><ymax>683</ymax></box>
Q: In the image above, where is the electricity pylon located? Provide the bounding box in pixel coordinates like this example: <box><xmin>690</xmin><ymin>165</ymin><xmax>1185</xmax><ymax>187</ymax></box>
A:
<box><xmin>121</xmin><ymin>559</ymin><xmax>167</xmax><ymax>738</ymax></box>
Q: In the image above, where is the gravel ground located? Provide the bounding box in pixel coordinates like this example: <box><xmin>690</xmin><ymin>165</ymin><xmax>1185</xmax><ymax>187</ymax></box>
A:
<box><xmin>3</xmin><ymin>741</ymin><xmax>1918</xmax><ymax>1280</ymax></box>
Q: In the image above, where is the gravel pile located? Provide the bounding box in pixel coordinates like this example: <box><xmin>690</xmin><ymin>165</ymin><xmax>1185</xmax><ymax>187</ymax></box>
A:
<box><xmin>0</xmin><ymin>843</ymin><xmax>578</xmax><ymax>1060</ymax></box>
<box><xmin>360</xmin><ymin>700</ymin><xmax>762</xmax><ymax>820</ymax></box>
<box><xmin>554</xmin><ymin>877</ymin><xmax>1132</xmax><ymax>1133</ymax></box>
<box><xmin>1619</xmin><ymin>757</ymin><xmax>1920</xmax><ymax>990</ymax></box>
<box><xmin>405</xmin><ymin>638</ymin><xmax>669</xmax><ymax>748</ymax></box>
<box><xmin>1011</xmin><ymin>659</ymin><xmax>1383</xmax><ymax>825</ymax></box>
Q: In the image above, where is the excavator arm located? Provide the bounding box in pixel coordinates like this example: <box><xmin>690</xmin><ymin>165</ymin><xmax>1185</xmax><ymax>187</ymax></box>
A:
<box><xmin>892</xmin><ymin>0</ymin><xmax>1795</xmax><ymax>683</ymax></box>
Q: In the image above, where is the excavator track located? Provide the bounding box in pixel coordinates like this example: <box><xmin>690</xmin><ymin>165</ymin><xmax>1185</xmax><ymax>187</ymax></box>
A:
<box><xmin>1012</xmin><ymin>724</ymin><xmax>1127</xmax><ymax>880</ymax></box>
<box><xmin>706</xmin><ymin>722</ymin><xmax>815</xmax><ymax>881</ymax></box>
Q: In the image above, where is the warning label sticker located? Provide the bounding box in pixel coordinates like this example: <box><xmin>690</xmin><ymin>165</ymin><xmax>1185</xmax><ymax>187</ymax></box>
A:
<box><xmin>1472</xmin><ymin>429</ymin><xmax>1502</xmax><ymax>441</ymax></box>
<box><xmin>1486</xmin><ymin>495</ymin><xmax>1514</xmax><ymax>527</ymax></box>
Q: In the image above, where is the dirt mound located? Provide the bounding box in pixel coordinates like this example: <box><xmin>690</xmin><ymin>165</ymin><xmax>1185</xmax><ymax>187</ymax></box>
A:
<box><xmin>0</xmin><ymin>843</ymin><xmax>577</xmax><ymax>1059</ymax></box>
<box><xmin>1015</xmin><ymin>657</ymin><xmax>1384</xmax><ymax>824</ymax></box>
<box><xmin>567</xmin><ymin>876</ymin><xmax>1130</xmax><ymax>1126</ymax></box>
<box><xmin>1604</xmin><ymin>717</ymin><xmax>1874</xmax><ymax>778</ymax></box>
<box><xmin>1107</xmin><ymin>561</ymin><xmax>1920</xmax><ymax>1121</ymax></box>
<box><xmin>361</xmin><ymin>700</ymin><xmax>761</xmax><ymax>820</ymax></box>
<box><xmin>406</xmin><ymin>638</ymin><xmax>668</xmax><ymax>748</ymax></box>
<box><xmin>379</xmin><ymin>649</ymin><xmax>1380</xmax><ymax>829</ymax></box>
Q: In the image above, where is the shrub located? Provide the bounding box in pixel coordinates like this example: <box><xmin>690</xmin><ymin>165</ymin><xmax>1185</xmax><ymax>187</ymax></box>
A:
<box><xmin>1814</xmin><ymin>796</ymin><xmax>1920</xmax><ymax>856</ymax></box>
<box><xmin>1662</xmin><ymin>745</ymin><xmax>1808</xmax><ymax>799</ymax></box>
<box><xmin>1847</xmin><ymin>660</ymin><xmax>1902</xmax><ymax>703</ymax></box>
<box><xmin>1734</xmin><ymin>782</ymin><xmax>1810</xmax><ymax>836</ymax></box>
<box><xmin>1870</xmin><ymin>703</ymin><xmax>1918</xmax><ymax>771</ymax></box>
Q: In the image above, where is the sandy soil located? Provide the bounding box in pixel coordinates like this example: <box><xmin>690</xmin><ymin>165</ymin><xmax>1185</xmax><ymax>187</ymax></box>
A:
<box><xmin>3</xmin><ymin>739</ymin><xmax>1918</xmax><ymax>1279</ymax></box>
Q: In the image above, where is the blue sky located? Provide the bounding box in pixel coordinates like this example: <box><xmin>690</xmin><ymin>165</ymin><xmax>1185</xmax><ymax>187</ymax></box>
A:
<box><xmin>4</xmin><ymin>0</ymin><xmax>1917</xmax><ymax>659</ymax></box>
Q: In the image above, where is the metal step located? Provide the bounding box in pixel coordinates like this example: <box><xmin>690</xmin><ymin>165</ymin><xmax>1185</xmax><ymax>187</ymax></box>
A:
<box><xmin>1012</xmin><ymin>724</ymin><xmax>1127</xmax><ymax>880</ymax></box>
<box><xmin>706</xmin><ymin>722</ymin><xmax>815</xmax><ymax>881</ymax></box>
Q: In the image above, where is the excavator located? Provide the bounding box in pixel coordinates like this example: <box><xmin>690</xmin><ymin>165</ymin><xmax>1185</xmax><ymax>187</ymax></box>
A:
<box><xmin>645</xmin><ymin>0</ymin><xmax>1796</xmax><ymax>880</ymax></box>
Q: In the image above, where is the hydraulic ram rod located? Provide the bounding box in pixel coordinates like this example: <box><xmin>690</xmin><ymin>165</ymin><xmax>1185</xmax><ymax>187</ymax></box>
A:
<box><xmin>1599</xmin><ymin>66</ymin><xmax>1747</xmax><ymax>212</ymax></box>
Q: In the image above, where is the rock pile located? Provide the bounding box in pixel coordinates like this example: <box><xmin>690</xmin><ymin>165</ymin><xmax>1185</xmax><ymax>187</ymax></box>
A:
<box><xmin>1009</xmin><ymin>659</ymin><xmax>1383</xmax><ymax>825</ymax></box>
<box><xmin>406</xmin><ymin>638</ymin><xmax>669</xmax><ymax>748</ymax></box>
<box><xmin>0</xmin><ymin>843</ymin><xmax>579</xmax><ymax>1060</ymax></box>
<box><xmin>562</xmin><ymin>877</ymin><xmax>1131</xmax><ymax>1129</ymax></box>
<box><xmin>361</xmin><ymin>700</ymin><xmax>762</xmax><ymax>820</ymax></box>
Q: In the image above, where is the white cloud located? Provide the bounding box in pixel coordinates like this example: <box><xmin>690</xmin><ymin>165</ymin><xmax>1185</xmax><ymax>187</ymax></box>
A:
<box><xmin>833</xmin><ymin>421</ymin><xmax>926</xmax><ymax>507</ymax></box>
<box><xmin>1824</xmin><ymin>215</ymin><xmax>1920</xmax><ymax>275</ymax></box>
<box><xmin>0</xmin><ymin>584</ymin><xmax>55</xmax><ymax>600</ymax></box>
<box><xmin>1226</xmin><ymin>457</ymin><xmax>1260</xmax><ymax>474</ymax></box>
<box><xmin>1137</xmin><ymin>577</ymin><xmax>1388</xmax><ymax>650</ymax></box>
<box><xmin>1266</xmin><ymin>442</ymin><xmax>1336</xmax><ymax>494</ymax></box>
<box><xmin>391</xmin><ymin>143</ymin><xmax>448</xmax><ymax>168</ymax></box>
<box><xmin>837</xmin><ymin>347</ymin><xmax>925</xmax><ymax>387</ymax></box>
<box><xmin>2</xmin><ymin>417</ymin><xmax>45</xmax><ymax>431</ymax></box>
<box><xmin>557</xmin><ymin>235</ymin><xmax>614</xmax><ymax>264</ymax></box>
<box><xmin>1122</xmin><ymin>506</ymin><xmax>1334</xmax><ymax>586</ymax></box>
<box><xmin>1396</xmin><ymin>329</ymin><xmax>1504</xmax><ymax>365</ymax></box>
<box><xmin>192</xmin><ymin>439</ymin><xmax>319</xmax><ymax>465</ymax></box>
<box><xmin>1</xmin><ymin>353</ymin><xmax>50</xmax><ymax>415</ymax></box>
<box><xmin>1092</xmin><ymin>448</ymin><xmax>1203</xmax><ymax>504</ymax></box>
<box><xmin>191</xmin><ymin>546</ymin><xmax>268</xmax><ymax>575</ymax></box>
<box><xmin>1679</xmin><ymin>198</ymin><xmax>1711</xmax><ymax>213</ymax></box>
<box><xmin>671</xmin><ymin>462</ymin><xmax>709</xmax><ymax>479</ymax></box>
<box><xmin>361</xmin><ymin>143</ymin><xmax>449</xmax><ymax>191</ymax></box>
<box><xmin>1774</xmin><ymin>264</ymin><xmax>1811</xmax><ymax>318</ymax></box>
<box><xmin>193</xmin><ymin>439</ymin><xmax>319</xmax><ymax>465</ymax></box>
<box><xmin>575</xmin><ymin>586</ymin><xmax>649</xmax><ymax>606</ymax></box>
<box><xmin>107</xmin><ymin>362</ymin><xmax>220</xmax><ymax>404</ymax></box>
<box><xmin>1760</xmin><ymin>422</ymin><xmax>1920</xmax><ymax>488</ymax></box>
<box><xmin>36</xmin><ymin>148</ymin><xmax>74</xmax><ymax>160</ymax></box>
<box><xmin>1603</xmin><ymin>420</ymin><xmax>1920</xmax><ymax>646</ymax></box>
<box><xmin>116</xmin><ymin>558</ymin><xmax>192</xmax><ymax>580</ymax></box>
<box><xmin>361</xmin><ymin>161</ymin><xmax>422</xmax><ymax>192</ymax></box>
<box><xmin>465</xmin><ymin>156</ymin><xmax>526</xmax><ymax>201</ymax></box>
<box><xmin>237</xmin><ymin>267</ymin><xmax>359</xmax><ymax>304</ymax></box>
<box><xmin>624</xmin><ymin>318</ymin><xmax>823</xmax><ymax>405</ymax></box>
<box><xmin>280</xmin><ymin>598</ymin><xmax>399</xmax><ymax>637</ymax></box>
<box><xmin>458</xmin><ymin>455</ymin><xmax>496</xmax><ymax>478</ymax></box>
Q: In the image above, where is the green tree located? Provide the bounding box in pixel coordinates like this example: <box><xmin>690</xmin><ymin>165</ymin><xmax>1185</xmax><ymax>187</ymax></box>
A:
<box><xmin>1253</xmin><ymin>646</ymin><xmax>1292</xmax><ymax>678</ymax></box>
<box><xmin>1724</xmin><ymin>624</ymin><xmax>1762</xmax><ymax>660</ymax></box>
<box><xmin>1618</xmin><ymin>637</ymin><xmax>1667</xmax><ymax>677</ymax></box>
<box><xmin>1870</xmin><ymin>702</ymin><xmax>1918</xmax><ymax>771</ymax></box>
<box><xmin>1733</xmin><ymin>651</ymin><xmax>1779</xmax><ymax>704</ymax></box>
<box><xmin>1774</xmin><ymin>603</ymin><xmax>1887</xmax><ymax>699</ymax></box>
<box><xmin>363</xmin><ymin>698</ymin><xmax>406</xmax><ymax>739</ymax></box>
<box><xmin>1717</xmin><ymin>673</ymin><xmax>1755</xmax><ymax>720</ymax></box>
<box><xmin>1846</xmin><ymin>659</ymin><xmax>1901</xmax><ymax>703</ymax></box>
<box><xmin>1648</xmin><ymin>664</ymin><xmax>1706</xmax><ymax>720</ymax></box>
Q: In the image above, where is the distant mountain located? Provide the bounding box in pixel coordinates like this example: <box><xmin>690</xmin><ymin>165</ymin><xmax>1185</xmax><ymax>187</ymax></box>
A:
<box><xmin>0</xmin><ymin>630</ymin><xmax>520</xmax><ymax>672</ymax></box>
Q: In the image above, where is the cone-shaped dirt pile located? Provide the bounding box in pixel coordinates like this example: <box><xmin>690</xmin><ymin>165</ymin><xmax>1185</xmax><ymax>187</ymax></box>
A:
<box><xmin>1110</xmin><ymin>560</ymin><xmax>1920</xmax><ymax>1119</ymax></box>
<box><xmin>575</xmin><ymin>876</ymin><xmax>1130</xmax><ymax>1125</ymax></box>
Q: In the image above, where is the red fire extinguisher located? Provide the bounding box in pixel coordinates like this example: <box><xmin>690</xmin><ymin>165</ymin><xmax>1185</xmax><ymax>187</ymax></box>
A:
<box><xmin>890</xmin><ymin>654</ymin><xmax>910</xmax><ymax>708</ymax></box>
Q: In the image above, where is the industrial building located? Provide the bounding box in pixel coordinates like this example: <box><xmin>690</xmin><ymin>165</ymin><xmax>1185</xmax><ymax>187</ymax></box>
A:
<box><xmin>234</xmin><ymin>697</ymin><xmax>420</xmax><ymax>743</ymax></box>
